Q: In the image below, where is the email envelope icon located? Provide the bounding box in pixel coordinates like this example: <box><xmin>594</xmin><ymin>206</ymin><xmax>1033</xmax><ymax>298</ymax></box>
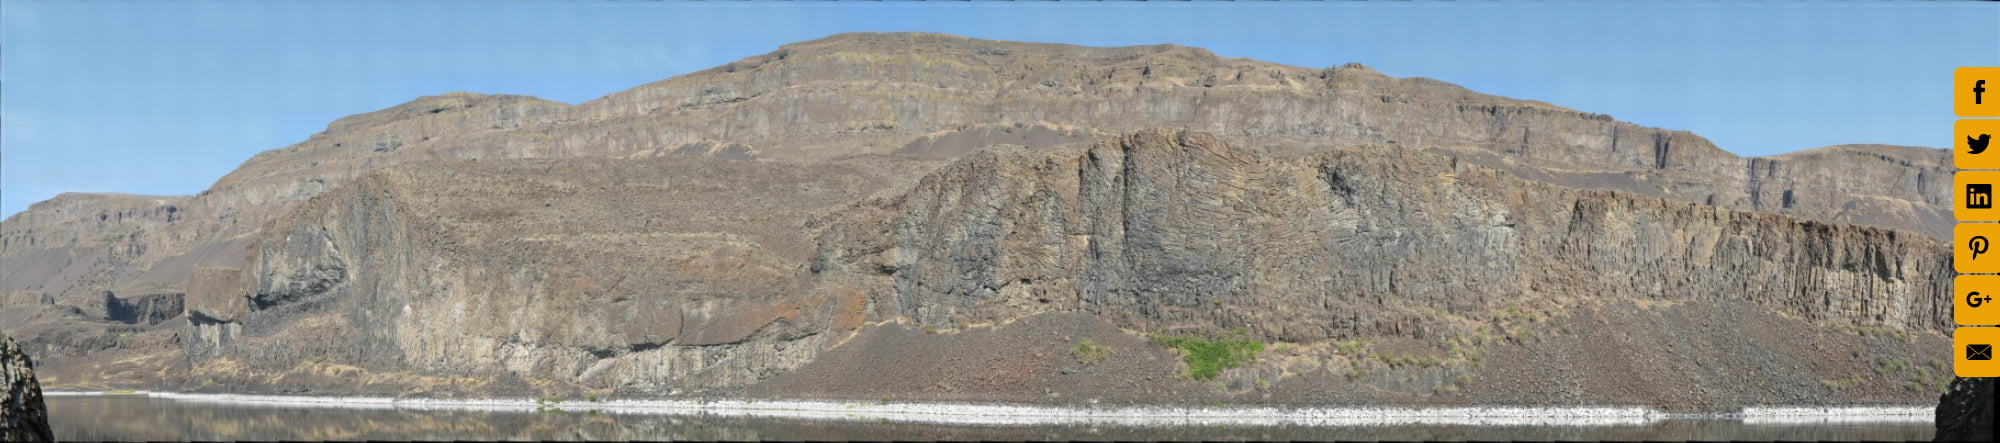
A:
<box><xmin>1970</xmin><ymin>344</ymin><xmax>1993</xmax><ymax>361</ymax></box>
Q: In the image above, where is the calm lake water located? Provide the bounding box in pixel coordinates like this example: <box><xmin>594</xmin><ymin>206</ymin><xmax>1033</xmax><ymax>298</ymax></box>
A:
<box><xmin>46</xmin><ymin>395</ymin><xmax>1933</xmax><ymax>441</ymax></box>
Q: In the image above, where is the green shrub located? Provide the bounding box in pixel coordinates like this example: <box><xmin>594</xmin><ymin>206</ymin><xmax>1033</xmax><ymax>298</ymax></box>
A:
<box><xmin>1072</xmin><ymin>339</ymin><xmax>1111</xmax><ymax>366</ymax></box>
<box><xmin>1380</xmin><ymin>354</ymin><xmax>1407</xmax><ymax>368</ymax></box>
<box><xmin>1151</xmin><ymin>330</ymin><xmax>1266</xmax><ymax>381</ymax></box>
<box><xmin>1904</xmin><ymin>381</ymin><xmax>1927</xmax><ymax>393</ymax></box>
<box><xmin>1875</xmin><ymin>357</ymin><xmax>1909</xmax><ymax>374</ymax></box>
<box><xmin>1335</xmin><ymin>339</ymin><xmax>1367</xmax><ymax>356</ymax></box>
<box><xmin>1820</xmin><ymin>374</ymin><xmax>1865</xmax><ymax>390</ymax></box>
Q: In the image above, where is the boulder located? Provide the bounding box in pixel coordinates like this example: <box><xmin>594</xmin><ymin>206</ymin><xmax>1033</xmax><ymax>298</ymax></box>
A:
<box><xmin>1936</xmin><ymin>376</ymin><xmax>1994</xmax><ymax>442</ymax></box>
<box><xmin>0</xmin><ymin>334</ymin><xmax>53</xmax><ymax>442</ymax></box>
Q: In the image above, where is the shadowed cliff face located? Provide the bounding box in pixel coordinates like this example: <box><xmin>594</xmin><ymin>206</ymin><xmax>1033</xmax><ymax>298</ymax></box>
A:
<box><xmin>179</xmin><ymin>155</ymin><xmax>937</xmax><ymax>395</ymax></box>
<box><xmin>0</xmin><ymin>33</ymin><xmax>1946</xmax><ymax>309</ymax></box>
<box><xmin>816</xmin><ymin>129</ymin><xmax>1950</xmax><ymax>341</ymax></box>
<box><xmin>0</xmin><ymin>33</ymin><xmax>1954</xmax><ymax>405</ymax></box>
<box><xmin>159</xmin><ymin>129</ymin><xmax>1951</xmax><ymax>409</ymax></box>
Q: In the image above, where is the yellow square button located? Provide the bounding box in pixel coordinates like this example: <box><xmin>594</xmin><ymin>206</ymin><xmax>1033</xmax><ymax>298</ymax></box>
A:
<box><xmin>1956</xmin><ymin>119</ymin><xmax>2000</xmax><ymax>170</ymax></box>
<box><xmin>1954</xmin><ymin>223</ymin><xmax>2000</xmax><ymax>273</ymax></box>
<box><xmin>1955</xmin><ymin>326</ymin><xmax>2000</xmax><ymax>377</ymax></box>
<box><xmin>1954</xmin><ymin>171</ymin><xmax>2000</xmax><ymax>221</ymax></box>
<box><xmin>1957</xmin><ymin>275</ymin><xmax>2000</xmax><ymax>325</ymax></box>
<box><xmin>1958</xmin><ymin>67</ymin><xmax>2000</xmax><ymax>117</ymax></box>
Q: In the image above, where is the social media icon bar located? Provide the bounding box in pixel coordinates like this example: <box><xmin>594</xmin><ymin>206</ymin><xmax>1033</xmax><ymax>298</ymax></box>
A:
<box><xmin>1956</xmin><ymin>326</ymin><xmax>2000</xmax><ymax>377</ymax></box>
<box><xmin>1956</xmin><ymin>119</ymin><xmax>2000</xmax><ymax>170</ymax></box>
<box><xmin>1954</xmin><ymin>171</ymin><xmax>2000</xmax><ymax>221</ymax></box>
<box><xmin>1953</xmin><ymin>223</ymin><xmax>2000</xmax><ymax>273</ymax></box>
<box><xmin>1960</xmin><ymin>67</ymin><xmax>2000</xmax><ymax>117</ymax></box>
<box><xmin>1955</xmin><ymin>69</ymin><xmax>1999</xmax><ymax>377</ymax></box>
<box><xmin>1956</xmin><ymin>276</ymin><xmax>2000</xmax><ymax>325</ymax></box>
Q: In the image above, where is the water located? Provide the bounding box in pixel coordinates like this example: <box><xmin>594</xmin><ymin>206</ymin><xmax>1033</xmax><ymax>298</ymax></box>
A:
<box><xmin>46</xmin><ymin>395</ymin><xmax>1934</xmax><ymax>441</ymax></box>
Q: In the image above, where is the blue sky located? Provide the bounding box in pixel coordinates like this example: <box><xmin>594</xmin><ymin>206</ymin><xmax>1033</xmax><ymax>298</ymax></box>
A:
<box><xmin>3</xmin><ymin>1</ymin><xmax>1996</xmax><ymax>219</ymax></box>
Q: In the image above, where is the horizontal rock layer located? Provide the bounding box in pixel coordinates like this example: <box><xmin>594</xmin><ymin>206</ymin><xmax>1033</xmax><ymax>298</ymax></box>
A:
<box><xmin>818</xmin><ymin>130</ymin><xmax>1950</xmax><ymax>343</ymax></box>
<box><xmin>185</xmin><ymin>155</ymin><xmax>932</xmax><ymax>393</ymax></box>
<box><xmin>1</xmin><ymin>33</ymin><xmax>1944</xmax><ymax>311</ymax></box>
<box><xmin>170</xmin><ymin>129</ymin><xmax>1950</xmax><ymax>404</ymax></box>
<box><xmin>0</xmin><ymin>34</ymin><xmax>1954</xmax><ymax>406</ymax></box>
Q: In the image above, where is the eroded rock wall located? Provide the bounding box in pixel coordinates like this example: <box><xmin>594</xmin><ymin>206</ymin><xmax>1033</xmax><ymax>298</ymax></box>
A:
<box><xmin>817</xmin><ymin>130</ymin><xmax>1950</xmax><ymax>343</ymax></box>
<box><xmin>2</xmin><ymin>33</ymin><xmax>1945</xmax><ymax>320</ymax></box>
<box><xmin>183</xmin><ymin>155</ymin><xmax>931</xmax><ymax>394</ymax></box>
<box><xmin>0</xmin><ymin>34</ymin><xmax>1956</xmax><ymax>399</ymax></box>
<box><xmin>169</xmin><ymin>129</ymin><xmax>1952</xmax><ymax>402</ymax></box>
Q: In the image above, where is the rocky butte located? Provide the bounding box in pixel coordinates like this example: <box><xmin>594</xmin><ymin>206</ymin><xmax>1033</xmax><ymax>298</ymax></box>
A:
<box><xmin>0</xmin><ymin>33</ymin><xmax>1957</xmax><ymax>412</ymax></box>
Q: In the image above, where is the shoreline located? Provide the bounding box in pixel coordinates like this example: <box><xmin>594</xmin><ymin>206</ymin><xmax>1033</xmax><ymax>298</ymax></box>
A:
<box><xmin>42</xmin><ymin>390</ymin><xmax>1933</xmax><ymax>427</ymax></box>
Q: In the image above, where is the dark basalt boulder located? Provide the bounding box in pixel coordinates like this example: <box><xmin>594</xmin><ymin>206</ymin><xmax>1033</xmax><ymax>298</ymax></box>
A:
<box><xmin>0</xmin><ymin>335</ymin><xmax>53</xmax><ymax>442</ymax></box>
<box><xmin>1935</xmin><ymin>376</ymin><xmax>1994</xmax><ymax>442</ymax></box>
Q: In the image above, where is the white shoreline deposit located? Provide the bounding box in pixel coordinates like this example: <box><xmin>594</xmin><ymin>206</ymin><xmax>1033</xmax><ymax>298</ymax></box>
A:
<box><xmin>1738</xmin><ymin>406</ymin><xmax>1935</xmax><ymax>424</ymax></box>
<box><xmin>42</xmin><ymin>391</ymin><xmax>1933</xmax><ymax>427</ymax></box>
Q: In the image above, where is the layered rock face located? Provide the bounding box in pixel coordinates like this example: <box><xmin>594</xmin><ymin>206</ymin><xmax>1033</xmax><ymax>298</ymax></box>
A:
<box><xmin>172</xmin><ymin>129</ymin><xmax>1952</xmax><ymax>406</ymax></box>
<box><xmin>182</xmin><ymin>155</ymin><xmax>935</xmax><ymax>394</ymax></box>
<box><xmin>1745</xmin><ymin>145</ymin><xmax>1953</xmax><ymax>238</ymax></box>
<box><xmin>0</xmin><ymin>34</ymin><xmax>1957</xmax><ymax>406</ymax></box>
<box><xmin>816</xmin><ymin>130</ymin><xmax>1950</xmax><ymax>341</ymax></box>
<box><xmin>1</xmin><ymin>33</ymin><xmax>1947</xmax><ymax>317</ymax></box>
<box><xmin>0</xmin><ymin>335</ymin><xmax>53</xmax><ymax>443</ymax></box>
<box><xmin>1</xmin><ymin>93</ymin><xmax>569</xmax><ymax>322</ymax></box>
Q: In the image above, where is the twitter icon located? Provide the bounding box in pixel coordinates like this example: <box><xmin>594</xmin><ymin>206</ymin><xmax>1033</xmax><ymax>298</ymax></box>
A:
<box><xmin>1958</xmin><ymin>120</ymin><xmax>2000</xmax><ymax>169</ymax></box>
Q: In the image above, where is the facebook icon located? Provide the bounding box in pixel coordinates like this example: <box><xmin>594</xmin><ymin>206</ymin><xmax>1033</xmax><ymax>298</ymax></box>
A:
<box><xmin>1972</xmin><ymin>184</ymin><xmax>1993</xmax><ymax>209</ymax></box>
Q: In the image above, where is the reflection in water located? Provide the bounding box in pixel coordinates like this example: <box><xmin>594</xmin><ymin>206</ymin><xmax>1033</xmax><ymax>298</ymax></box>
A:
<box><xmin>46</xmin><ymin>395</ymin><xmax>1933</xmax><ymax>441</ymax></box>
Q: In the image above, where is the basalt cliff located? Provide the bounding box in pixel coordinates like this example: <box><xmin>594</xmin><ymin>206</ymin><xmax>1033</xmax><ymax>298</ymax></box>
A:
<box><xmin>0</xmin><ymin>33</ymin><xmax>1954</xmax><ymax>411</ymax></box>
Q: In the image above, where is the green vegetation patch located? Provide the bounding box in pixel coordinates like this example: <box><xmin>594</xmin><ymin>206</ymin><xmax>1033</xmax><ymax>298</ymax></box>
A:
<box><xmin>1334</xmin><ymin>339</ymin><xmax>1368</xmax><ymax>357</ymax></box>
<box><xmin>1819</xmin><ymin>374</ymin><xmax>1865</xmax><ymax>390</ymax></box>
<box><xmin>1150</xmin><ymin>329</ymin><xmax>1266</xmax><ymax>381</ymax></box>
<box><xmin>1072</xmin><ymin>339</ymin><xmax>1111</xmax><ymax>366</ymax></box>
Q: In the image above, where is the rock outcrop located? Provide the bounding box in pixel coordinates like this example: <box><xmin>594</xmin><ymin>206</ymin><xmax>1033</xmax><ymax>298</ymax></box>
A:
<box><xmin>0</xmin><ymin>335</ymin><xmax>53</xmax><ymax>443</ymax></box>
<box><xmin>165</xmin><ymin>129</ymin><xmax>1955</xmax><ymax>410</ymax></box>
<box><xmin>180</xmin><ymin>155</ymin><xmax>935</xmax><ymax>394</ymax></box>
<box><xmin>1935</xmin><ymin>376</ymin><xmax>1995</xmax><ymax>441</ymax></box>
<box><xmin>0</xmin><ymin>34</ymin><xmax>1958</xmax><ymax>408</ymax></box>
<box><xmin>815</xmin><ymin>130</ymin><xmax>1950</xmax><ymax>342</ymax></box>
<box><xmin>2</xmin><ymin>33</ymin><xmax>1947</xmax><ymax>318</ymax></box>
